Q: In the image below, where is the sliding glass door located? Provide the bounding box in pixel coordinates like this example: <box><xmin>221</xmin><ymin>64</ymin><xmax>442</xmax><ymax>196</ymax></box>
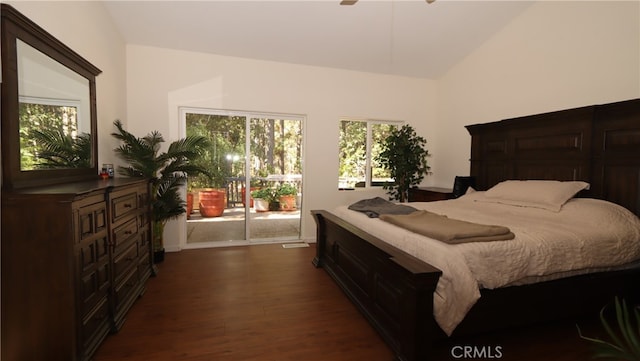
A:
<box><xmin>182</xmin><ymin>108</ymin><xmax>303</xmax><ymax>245</ymax></box>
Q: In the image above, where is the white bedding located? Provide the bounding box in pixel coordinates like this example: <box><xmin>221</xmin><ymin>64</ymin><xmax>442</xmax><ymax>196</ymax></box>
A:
<box><xmin>331</xmin><ymin>191</ymin><xmax>640</xmax><ymax>336</ymax></box>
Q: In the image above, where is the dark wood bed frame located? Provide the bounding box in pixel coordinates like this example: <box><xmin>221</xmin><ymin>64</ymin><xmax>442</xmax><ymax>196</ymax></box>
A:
<box><xmin>312</xmin><ymin>98</ymin><xmax>640</xmax><ymax>361</ymax></box>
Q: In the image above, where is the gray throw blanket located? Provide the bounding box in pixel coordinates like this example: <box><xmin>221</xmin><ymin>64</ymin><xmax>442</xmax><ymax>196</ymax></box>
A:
<box><xmin>348</xmin><ymin>197</ymin><xmax>417</xmax><ymax>218</ymax></box>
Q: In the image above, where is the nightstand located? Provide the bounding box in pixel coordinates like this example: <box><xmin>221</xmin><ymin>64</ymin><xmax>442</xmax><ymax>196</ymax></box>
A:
<box><xmin>408</xmin><ymin>187</ymin><xmax>454</xmax><ymax>202</ymax></box>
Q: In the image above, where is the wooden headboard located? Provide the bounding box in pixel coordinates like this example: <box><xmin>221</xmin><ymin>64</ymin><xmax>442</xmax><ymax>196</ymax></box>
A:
<box><xmin>466</xmin><ymin>98</ymin><xmax>640</xmax><ymax>216</ymax></box>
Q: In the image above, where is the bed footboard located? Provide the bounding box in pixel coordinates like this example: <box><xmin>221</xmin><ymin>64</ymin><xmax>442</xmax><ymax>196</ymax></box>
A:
<box><xmin>312</xmin><ymin>210</ymin><xmax>443</xmax><ymax>361</ymax></box>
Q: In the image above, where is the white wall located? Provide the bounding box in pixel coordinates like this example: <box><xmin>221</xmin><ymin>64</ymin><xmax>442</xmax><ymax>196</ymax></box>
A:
<box><xmin>434</xmin><ymin>1</ymin><xmax>640</xmax><ymax>186</ymax></box>
<box><xmin>125</xmin><ymin>45</ymin><xmax>436</xmax><ymax>250</ymax></box>
<box><xmin>6</xmin><ymin>1</ymin><xmax>128</xmax><ymax>167</ymax></box>
<box><xmin>9</xmin><ymin>0</ymin><xmax>638</xmax><ymax>250</ymax></box>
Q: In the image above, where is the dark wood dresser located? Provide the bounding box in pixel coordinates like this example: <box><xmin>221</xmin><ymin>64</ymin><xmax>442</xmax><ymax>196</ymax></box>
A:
<box><xmin>408</xmin><ymin>187</ymin><xmax>454</xmax><ymax>202</ymax></box>
<box><xmin>1</xmin><ymin>177</ymin><xmax>152</xmax><ymax>361</ymax></box>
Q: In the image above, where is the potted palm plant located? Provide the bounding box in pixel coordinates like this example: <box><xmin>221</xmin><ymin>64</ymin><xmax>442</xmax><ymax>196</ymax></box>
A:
<box><xmin>376</xmin><ymin>124</ymin><xmax>430</xmax><ymax>202</ymax></box>
<box><xmin>111</xmin><ymin>120</ymin><xmax>210</xmax><ymax>263</ymax></box>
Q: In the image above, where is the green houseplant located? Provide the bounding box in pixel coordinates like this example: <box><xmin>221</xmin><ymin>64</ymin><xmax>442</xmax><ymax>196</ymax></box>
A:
<box><xmin>111</xmin><ymin>120</ymin><xmax>210</xmax><ymax>262</ymax></box>
<box><xmin>376</xmin><ymin>124</ymin><xmax>430</xmax><ymax>202</ymax></box>
<box><xmin>251</xmin><ymin>187</ymin><xmax>276</xmax><ymax>212</ymax></box>
<box><xmin>578</xmin><ymin>297</ymin><xmax>640</xmax><ymax>360</ymax></box>
<box><xmin>276</xmin><ymin>183</ymin><xmax>298</xmax><ymax>211</ymax></box>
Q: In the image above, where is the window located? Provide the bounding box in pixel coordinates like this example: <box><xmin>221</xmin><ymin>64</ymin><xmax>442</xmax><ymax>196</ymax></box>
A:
<box><xmin>338</xmin><ymin>119</ymin><xmax>399</xmax><ymax>189</ymax></box>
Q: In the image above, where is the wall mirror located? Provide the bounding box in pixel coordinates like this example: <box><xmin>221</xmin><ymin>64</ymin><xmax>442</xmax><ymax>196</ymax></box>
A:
<box><xmin>1</xmin><ymin>4</ymin><xmax>101</xmax><ymax>189</ymax></box>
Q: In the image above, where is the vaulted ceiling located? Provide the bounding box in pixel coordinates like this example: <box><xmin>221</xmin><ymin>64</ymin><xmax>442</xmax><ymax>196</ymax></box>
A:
<box><xmin>103</xmin><ymin>1</ymin><xmax>534</xmax><ymax>79</ymax></box>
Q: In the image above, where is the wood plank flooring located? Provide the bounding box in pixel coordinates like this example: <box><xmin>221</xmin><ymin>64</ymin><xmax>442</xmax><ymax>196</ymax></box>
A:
<box><xmin>93</xmin><ymin>243</ymin><xmax>602</xmax><ymax>361</ymax></box>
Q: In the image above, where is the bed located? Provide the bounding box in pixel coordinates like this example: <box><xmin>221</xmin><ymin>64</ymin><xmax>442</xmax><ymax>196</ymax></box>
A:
<box><xmin>311</xmin><ymin>98</ymin><xmax>640</xmax><ymax>361</ymax></box>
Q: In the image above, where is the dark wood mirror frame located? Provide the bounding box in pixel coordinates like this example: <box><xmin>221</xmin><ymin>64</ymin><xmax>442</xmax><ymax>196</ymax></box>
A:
<box><xmin>1</xmin><ymin>4</ymin><xmax>102</xmax><ymax>189</ymax></box>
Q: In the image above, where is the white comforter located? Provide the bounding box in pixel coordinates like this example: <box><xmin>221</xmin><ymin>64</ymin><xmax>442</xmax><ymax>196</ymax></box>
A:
<box><xmin>331</xmin><ymin>191</ymin><xmax>640</xmax><ymax>336</ymax></box>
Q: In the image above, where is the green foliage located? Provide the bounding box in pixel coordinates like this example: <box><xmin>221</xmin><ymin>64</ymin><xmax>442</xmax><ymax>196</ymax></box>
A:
<box><xmin>578</xmin><ymin>297</ymin><xmax>640</xmax><ymax>360</ymax></box>
<box><xmin>370</xmin><ymin>123</ymin><xmax>395</xmax><ymax>180</ymax></box>
<box><xmin>251</xmin><ymin>188</ymin><xmax>277</xmax><ymax>202</ymax></box>
<box><xmin>27</xmin><ymin>128</ymin><xmax>92</xmax><ymax>169</ymax></box>
<box><xmin>111</xmin><ymin>120</ymin><xmax>210</xmax><ymax>251</ymax></box>
<box><xmin>338</xmin><ymin>121</ymin><xmax>395</xmax><ymax>188</ymax></box>
<box><xmin>19</xmin><ymin>101</ymin><xmax>88</xmax><ymax>170</ymax></box>
<box><xmin>276</xmin><ymin>183</ymin><xmax>297</xmax><ymax>196</ymax></box>
<box><xmin>376</xmin><ymin>124</ymin><xmax>430</xmax><ymax>202</ymax></box>
<box><xmin>339</xmin><ymin>121</ymin><xmax>366</xmax><ymax>182</ymax></box>
<box><xmin>185</xmin><ymin>113</ymin><xmax>303</xmax><ymax>191</ymax></box>
<box><xmin>186</xmin><ymin>114</ymin><xmax>243</xmax><ymax>189</ymax></box>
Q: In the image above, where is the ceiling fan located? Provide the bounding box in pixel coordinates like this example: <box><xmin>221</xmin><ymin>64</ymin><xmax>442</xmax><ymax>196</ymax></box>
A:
<box><xmin>340</xmin><ymin>0</ymin><xmax>435</xmax><ymax>4</ymax></box>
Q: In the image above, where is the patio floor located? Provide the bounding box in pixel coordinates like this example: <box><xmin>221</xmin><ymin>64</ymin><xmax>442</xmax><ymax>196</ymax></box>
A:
<box><xmin>187</xmin><ymin>206</ymin><xmax>301</xmax><ymax>243</ymax></box>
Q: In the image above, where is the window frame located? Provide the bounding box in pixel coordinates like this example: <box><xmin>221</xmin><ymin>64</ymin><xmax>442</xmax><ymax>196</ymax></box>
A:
<box><xmin>338</xmin><ymin>118</ymin><xmax>403</xmax><ymax>190</ymax></box>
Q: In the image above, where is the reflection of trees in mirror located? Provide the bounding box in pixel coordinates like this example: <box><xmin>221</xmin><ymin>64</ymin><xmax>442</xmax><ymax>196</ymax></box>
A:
<box><xmin>28</xmin><ymin>129</ymin><xmax>91</xmax><ymax>169</ymax></box>
<box><xmin>19</xmin><ymin>102</ymin><xmax>89</xmax><ymax>169</ymax></box>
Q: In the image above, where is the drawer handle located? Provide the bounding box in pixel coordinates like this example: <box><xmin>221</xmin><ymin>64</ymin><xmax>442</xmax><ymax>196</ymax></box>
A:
<box><xmin>123</xmin><ymin>203</ymin><xmax>133</xmax><ymax>208</ymax></box>
<box><xmin>124</xmin><ymin>230</ymin><xmax>133</xmax><ymax>235</ymax></box>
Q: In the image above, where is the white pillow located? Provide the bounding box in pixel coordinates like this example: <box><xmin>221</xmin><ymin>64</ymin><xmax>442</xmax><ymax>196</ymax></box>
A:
<box><xmin>481</xmin><ymin>180</ymin><xmax>590</xmax><ymax>212</ymax></box>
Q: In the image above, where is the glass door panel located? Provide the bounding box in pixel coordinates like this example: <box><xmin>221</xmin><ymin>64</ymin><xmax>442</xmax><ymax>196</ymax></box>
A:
<box><xmin>186</xmin><ymin>112</ymin><xmax>247</xmax><ymax>243</ymax></box>
<box><xmin>249</xmin><ymin>117</ymin><xmax>302</xmax><ymax>241</ymax></box>
<box><xmin>184</xmin><ymin>109</ymin><xmax>303</xmax><ymax>245</ymax></box>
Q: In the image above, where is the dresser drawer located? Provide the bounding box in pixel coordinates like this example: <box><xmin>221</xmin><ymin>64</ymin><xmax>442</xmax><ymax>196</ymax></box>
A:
<box><xmin>110</xmin><ymin>191</ymin><xmax>138</xmax><ymax>223</ymax></box>
<box><xmin>78</xmin><ymin>202</ymin><xmax>108</xmax><ymax>242</ymax></box>
<box><xmin>77</xmin><ymin>236</ymin><xmax>110</xmax><ymax>313</ymax></box>
<box><xmin>112</xmin><ymin>266</ymin><xmax>140</xmax><ymax>315</ymax></box>
<box><xmin>77</xmin><ymin>236</ymin><xmax>110</xmax><ymax>275</ymax></box>
<box><xmin>112</xmin><ymin>217</ymin><xmax>139</xmax><ymax>253</ymax></box>
<box><xmin>78</xmin><ymin>260</ymin><xmax>110</xmax><ymax>316</ymax></box>
<box><xmin>112</xmin><ymin>241</ymin><xmax>139</xmax><ymax>286</ymax></box>
<box><xmin>80</xmin><ymin>297</ymin><xmax>110</xmax><ymax>349</ymax></box>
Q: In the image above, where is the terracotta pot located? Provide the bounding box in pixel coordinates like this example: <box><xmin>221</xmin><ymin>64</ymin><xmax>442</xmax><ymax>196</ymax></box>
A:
<box><xmin>241</xmin><ymin>187</ymin><xmax>259</xmax><ymax>207</ymax></box>
<box><xmin>186</xmin><ymin>193</ymin><xmax>194</xmax><ymax>219</ymax></box>
<box><xmin>279</xmin><ymin>195</ymin><xmax>297</xmax><ymax>211</ymax></box>
<box><xmin>199</xmin><ymin>189</ymin><xmax>226</xmax><ymax>217</ymax></box>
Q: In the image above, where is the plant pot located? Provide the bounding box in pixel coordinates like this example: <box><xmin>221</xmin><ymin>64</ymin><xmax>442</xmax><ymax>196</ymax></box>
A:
<box><xmin>186</xmin><ymin>192</ymin><xmax>194</xmax><ymax>219</ymax></box>
<box><xmin>154</xmin><ymin>248</ymin><xmax>165</xmax><ymax>263</ymax></box>
<box><xmin>241</xmin><ymin>187</ymin><xmax>259</xmax><ymax>207</ymax></box>
<box><xmin>199</xmin><ymin>189</ymin><xmax>226</xmax><ymax>217</ymax></box>
<box><xmin>268</xmin><ymin>201</ymin><xmax>281</xmax><ymax>211</ymax></box>
<box><xmin>279</xmin><ymin>195</ymin><xmax>297</xmax><ymax>211</ymax></box>
<box><xmin>254</xmin><ymin>198</ymin><xmax>270</xmax><ymax>212</ymax></box>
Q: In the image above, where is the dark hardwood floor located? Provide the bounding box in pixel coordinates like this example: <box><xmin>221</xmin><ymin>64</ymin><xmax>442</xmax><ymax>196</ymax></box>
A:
<box><xmin>93</xmin><ymin>243</ymin><xmax>602</xmax><ymax>361</ymax></box>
